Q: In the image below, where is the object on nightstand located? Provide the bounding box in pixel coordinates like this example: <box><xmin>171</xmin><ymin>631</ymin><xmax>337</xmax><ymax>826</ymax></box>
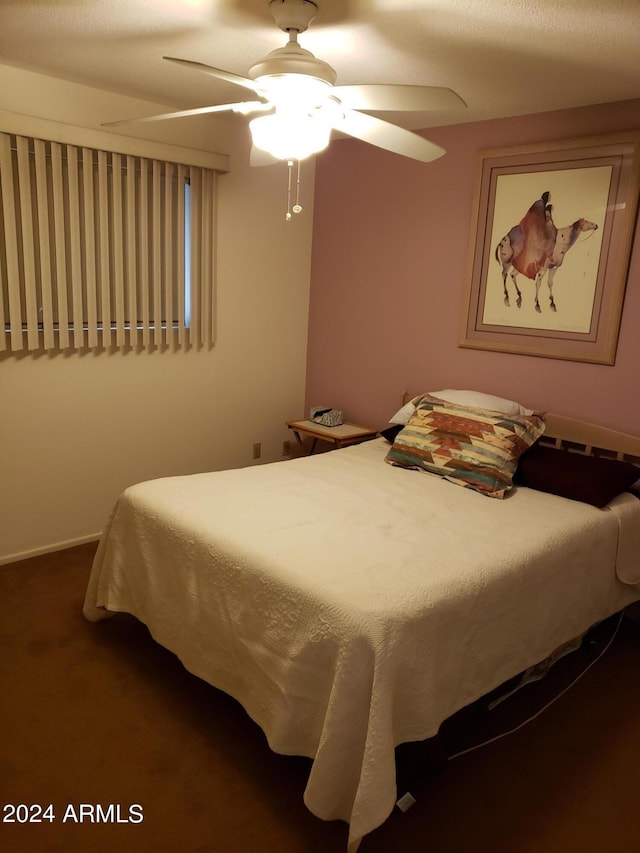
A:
<box><xmin>310</xmin><ymin>407</ymin><xmax>344</xmax><ymax>427</ymax></box>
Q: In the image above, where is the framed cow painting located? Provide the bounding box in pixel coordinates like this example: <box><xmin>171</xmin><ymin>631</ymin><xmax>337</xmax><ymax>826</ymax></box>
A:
<box><xmin>460</xmin><ymin>132</ymin><xmax>640</xmax><ymax>364</ymax></box>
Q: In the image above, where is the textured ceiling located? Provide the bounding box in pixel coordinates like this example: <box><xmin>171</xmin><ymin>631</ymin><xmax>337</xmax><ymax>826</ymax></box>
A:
<box><xmin>0</xmin><ymin>0</ymin><xmax>638</xmax><ymax>132</ymax></box>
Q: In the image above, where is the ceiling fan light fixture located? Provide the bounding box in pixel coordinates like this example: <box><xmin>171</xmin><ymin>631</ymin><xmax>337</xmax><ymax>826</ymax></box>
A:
<box><xmin>249</xmin><ymin>111</ymin><xmax>331</xmax><ymax>161</ymax></box>
<box><xmin>254</xmin><ymin>72</ymin><xmax>332</xmax><ymax>108</ymax></box>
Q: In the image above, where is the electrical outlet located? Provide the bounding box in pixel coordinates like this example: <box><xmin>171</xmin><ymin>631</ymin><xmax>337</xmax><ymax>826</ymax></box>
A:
<box><xmin>252</xmin><ymin>442</ymin><xmax>261</xmax><ymax>459</ymax></box>
<box><xmin>282</xmin><ymin>440</ymin><xmax>291</xmax><ymax>456</ymax></box>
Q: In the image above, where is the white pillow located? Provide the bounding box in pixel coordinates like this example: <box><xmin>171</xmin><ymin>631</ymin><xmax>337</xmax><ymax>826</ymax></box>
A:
<box><xmin>389</xmin><ymin>389</ymin><xmax>531</xmax><ymax>424</ymax></box>
<box><xmin>389</xmin><ymin>400</ymin><xmax>418</xmax><ymax>425</ymax></box>
<box><xmin>429</xmin><ymin>389</ymin><xmax>532</xmax><ymax>416</ymax></box>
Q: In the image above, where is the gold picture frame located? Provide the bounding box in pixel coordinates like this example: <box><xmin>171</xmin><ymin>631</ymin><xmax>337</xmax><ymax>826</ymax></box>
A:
<box><xmin>460</xmin><ymin>132</ymin><xmax>640</xmax><ymax>364</ymax></box>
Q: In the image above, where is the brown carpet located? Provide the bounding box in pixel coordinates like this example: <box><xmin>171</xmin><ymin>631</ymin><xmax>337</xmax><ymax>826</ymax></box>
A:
<box><xmin>2</xmin><ymin>543</ymin><xmax>640</xmax><ymax>853</ymax></box>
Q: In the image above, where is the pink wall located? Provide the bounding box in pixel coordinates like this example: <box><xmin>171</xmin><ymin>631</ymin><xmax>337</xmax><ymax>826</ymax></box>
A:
<box><xmin>306</xmin><ymin>100</ymin><xmax>640</xmax><ymax>435</ymax></box>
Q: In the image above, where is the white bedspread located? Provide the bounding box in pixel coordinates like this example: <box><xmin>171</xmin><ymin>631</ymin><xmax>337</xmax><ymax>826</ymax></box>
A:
<box><xmin>607</xmin><ymin>494</ymin><xmax>640</xmax><ymax>584</ymax></box>
<box><xmin>83</xmin><ymin>438</ymin><xmax>640</xmax><ymax>851</ymax></box>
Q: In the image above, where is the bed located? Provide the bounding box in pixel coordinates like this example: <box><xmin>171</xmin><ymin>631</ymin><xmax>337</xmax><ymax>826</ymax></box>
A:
<box><xmin>83</xmin><ymin>390</ymin><xmax>640</xmax><ymax>852</ymax></box>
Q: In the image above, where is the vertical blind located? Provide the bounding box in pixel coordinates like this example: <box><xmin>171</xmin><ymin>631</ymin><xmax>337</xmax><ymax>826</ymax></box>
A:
<box><xmin>0</xmin><ymin>131</ymin><xmax>217</xmax><ymax>352</ymax></box>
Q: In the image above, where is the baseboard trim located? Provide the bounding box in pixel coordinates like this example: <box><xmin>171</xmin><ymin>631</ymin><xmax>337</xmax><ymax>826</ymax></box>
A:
<box><xmin>0</xmin><ymin>533</ymin><xmax>101</xmax><ymax>566</ymax></box>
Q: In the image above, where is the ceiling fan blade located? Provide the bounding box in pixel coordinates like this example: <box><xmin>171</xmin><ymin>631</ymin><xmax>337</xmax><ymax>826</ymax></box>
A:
<box><xmin>332</xmin><ymin>84</ymin><xmax>466</xmax><ymax>113</ymax></box>
<box><xmin>163</xmin><ymin>56</ymin><xmax>261</xmax><ymax>94</ymax></box>
<box><xmin>249</xmin><ymin>146</ymin><xmax>280</xmax><ymax>167</ymax></box>
<box><xmin>334</xmin><ymin>109</ymin><xmax>446</xmax><ymax>163</ymax></box>
<box><xmin>103</xmin><ymin>101</ymin><xmax>269</xmax><ymax>128</ymax></box>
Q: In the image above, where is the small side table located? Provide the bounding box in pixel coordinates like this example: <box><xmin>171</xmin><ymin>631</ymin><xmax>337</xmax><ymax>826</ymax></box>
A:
<box><xmin>286</xmin><ymin>419</ymin><xmax>378</xmax><ymax>455</ymax></box>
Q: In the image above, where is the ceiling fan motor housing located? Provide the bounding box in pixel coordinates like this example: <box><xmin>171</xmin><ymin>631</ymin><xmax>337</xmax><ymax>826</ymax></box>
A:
<box><xmin>249</xmin><ymin>42</ymin><xmax>337</xmax><ymax>86</ymax></box>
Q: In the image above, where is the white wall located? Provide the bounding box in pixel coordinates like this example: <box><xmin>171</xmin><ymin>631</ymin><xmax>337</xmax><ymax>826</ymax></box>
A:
<box><xmin>0</xmin><ymin>65</ymin><xmax>314</xmax><ymax>563</ymax></box>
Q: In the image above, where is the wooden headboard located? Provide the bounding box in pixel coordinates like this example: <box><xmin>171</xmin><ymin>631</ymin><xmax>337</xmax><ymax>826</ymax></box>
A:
<box><xmin>401</xmin><ymin>393</ymin><xmax>640</xmax><ymax>466</ymax></box>
<box><xmin>539</xmin><ymin>413</ymin><xmax>640</xmax><ymax>465</ymax></box>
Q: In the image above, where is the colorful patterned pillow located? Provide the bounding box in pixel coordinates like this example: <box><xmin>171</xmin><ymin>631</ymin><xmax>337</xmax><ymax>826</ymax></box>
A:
<box><xmin>385</xmin><ymin>394</ymin><xmax>545</xmax><ymax>498</ymax></box>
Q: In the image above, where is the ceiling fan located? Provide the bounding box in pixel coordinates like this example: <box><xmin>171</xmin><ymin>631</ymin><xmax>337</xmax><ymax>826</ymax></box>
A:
<box><xmin>105</xmin><ymin>0</ymin><xmax>466</xmax><ymax>167</ymax></box>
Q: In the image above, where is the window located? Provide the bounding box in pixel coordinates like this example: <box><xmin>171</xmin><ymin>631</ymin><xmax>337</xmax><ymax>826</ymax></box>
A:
<box><xmin>0</xmin><ymin>132</ymin><xmax>217</xmax><ymax>352</ymax></box>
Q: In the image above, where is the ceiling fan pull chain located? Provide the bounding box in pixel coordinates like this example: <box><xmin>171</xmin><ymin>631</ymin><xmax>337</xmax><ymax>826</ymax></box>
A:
<box><xmin>285</xmin><ymin>158</ymin><xmax>293</xmax><ymax>221</ymax></box>
<box><xmin>285</xmin><ymin>159</ymin><xmax>304</xmax><ymax>221</ymax></box>
<box><xmin>293</xmin><ymin>159</ymin><xmax>303</xmax><ymax>215</ymax></box>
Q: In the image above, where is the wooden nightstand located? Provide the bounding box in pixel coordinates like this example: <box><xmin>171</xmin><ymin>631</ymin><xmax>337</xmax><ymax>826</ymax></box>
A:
<box><xmin>286</xmin><ymin>419</ymin><xmax>378</xmax><ymax>455</ymax></box>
